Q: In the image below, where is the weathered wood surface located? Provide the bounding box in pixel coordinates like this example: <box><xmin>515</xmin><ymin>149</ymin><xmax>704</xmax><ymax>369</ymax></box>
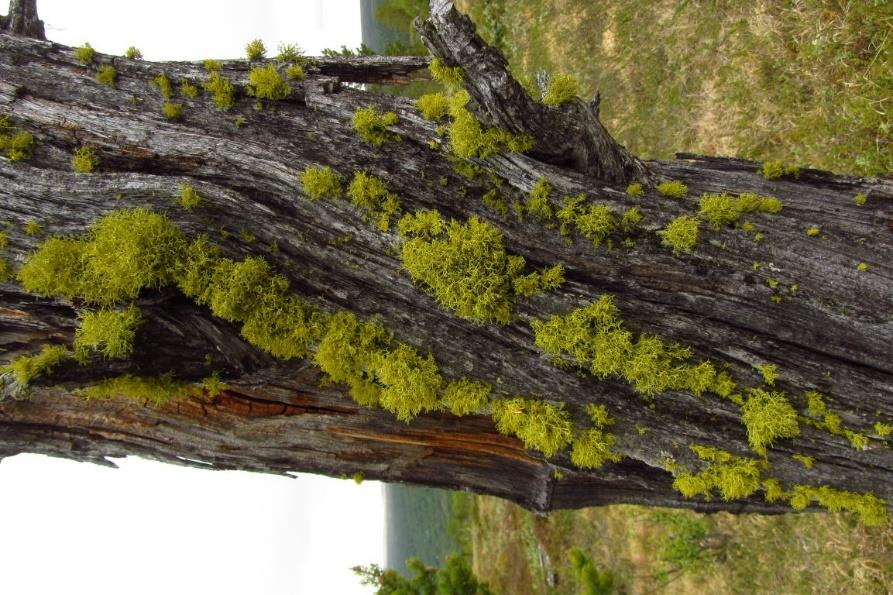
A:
<box><xmin>0</xmin><ymin>1</ymin><xmax>891</xmax><ymax>514</ymax></box>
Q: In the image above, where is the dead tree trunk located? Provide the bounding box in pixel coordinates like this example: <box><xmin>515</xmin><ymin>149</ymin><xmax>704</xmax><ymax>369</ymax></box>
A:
<box><xmin>0</xmin><ymin>1</ymin><xmax>891</xmax><ymax>517</ymax></box>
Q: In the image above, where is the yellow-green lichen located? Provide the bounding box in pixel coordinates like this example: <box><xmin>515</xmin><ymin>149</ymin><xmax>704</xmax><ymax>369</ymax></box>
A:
<box><xmin>525</xmin><ymin>177</ymin><xmax>554</xmax><ymax>221</ymax></box>
<box><xmin>788</xmin><ymin>484</ymin><xmax>887</xmax><ymax>526</ymax></box>
<box><xmin>203</xmin><ymin>72</ymin><xmax>235</xmax><ymax>110</ymax></box>
<box><xmin>74</xmin><ymin>304</ymin><xmax>143</xmax><ymax>359</ymax></box>
<box><xmin>570</xmin><ymin>403</ymin><xmax>622</xmax><ymax>469</ymax></box>
<box><xmin>512</xmin><ymin>263</ymin><xmax>564</xmax><ymax>297</ymax></box>
<box><xmin>95</xmin><ymin>65</ymin><xmax>116</xmax><ymax>86</ymax></box>
<box><xmin>0</xmin><ymin>121</ymin><xmax>35</xmax><ymax>162</ymax></box>
<box><xmin>806</xmin><ymin>226</ymin><xmax>820</xmax><ymax>237</ymax></box>
<box><xmin>301</xmin><ymin>165</ymin><xmax>343</xmax><ymax>201</ymax></box>
<box><xmin>372</xmin><ymin>343</ymin><xmax>442</xmax><ymax>422</ymax></box>
<box><xmin>542</xmin><ymin>74</ymin><xmax>579</xmax><ymax>107</ymax></box>
<box><xmin>352</xmin><ymin>106</ymin><xmax>399</xmax><ymax>147</ymax></box>
<box><xmin>346</xmin><ymin>171</ymin><xmax>401</xmax><ymax>231</ymax></box>
<box><xmin>441</xmin><ymin>378</ymin><xmax>491</xmax><ymax>416</ymax></box>
<box><xmin>1</xmin><ymin>344</ymin><xmax>70</xmax><ymax>386</ymax></box>
<box><xmin>792</xmin><ymin>454</ymin><xmax>814</xmax><ymax>469</ymax></box>
<box><xmin>672</xmin><ymin>445</ymin><xmax>763</xmax><ymax>501</ymax></box>
<box><xmin>399</xmin><ymin>213</ymin><xmax>555</xmax><ymax>325</ymax></box>
<box><xmin>247</xmin><ymin>64</ymin><xmax>291</xmax><ymax>100</ymax></box>
<box><xmin>874</xmin><ymin>422</ymin><xmax>893</xmax><ymax>437</ymax></box>
<box><xmin>24</xmin><ymin>220</ymin><xmax>42</xmax><ymax>236</ymax></box>
<box><xmin>531</xmin><ymin>296</ymin><xmax>717</xmax><ymax>398</ymax></box>
<box><xmin>75</xmin><ymin>43</ymin><xmax>95</xmax><ymax>65</ymax></box>
<box><xmin>620</xmin><ymin>207</ymin><xmax>642</xmax><ymax>232</ymax></box>
<box><xmin>416</xmin><ymin>93</ymin><xmax>450</xmax><ymax>121</ymax></box>
<box><xmin>491</xmin><ymin>397</ymin><xmax>573</xmax><ymax>458</ymax></box>
<box><xmin>446</xmin><ymin>91</ymin><xmax>534</xmax><ymax>159</ymax></box>
<box><xmin>80</xmin><ymin>373</ymin><xmax>190</xmax><ymax>407</ymax></box>
<box><xmin>574</xmin><ymin>204</ymin><xmax>616</xmax><ymax>247</ymax></box>
<box><xmin>656</xmin><ymin>180</ymin><xmax>688</xmax><ymax>198</ymax></box>
<box><xmin>125</xmin><ymin>46</ymin><xmax>142</xmax><ymax>59</ymax></box>
<box><xmin>757</xmin><ymin>363</ymin><xmax>778</xmax><ymax>386</ymax></box>
<box><xmin>626</xmin><ymin>183</ymin><xmax>644</xmax><ymax>198</ymax></box>
<box><xmin>429</xmin><ymin>57</ymin><xmax>464</xmax><ymax>89</ymax></box>
<box><xmin>856</xmin><ymin>262</ymin><xmax>869</xmax><ymax>272</ymax></box>
<box><xmin>286</xmin><ymin>64</ymin><xmax>306</xmax><ymax>80</ymax></box>
<box><xmin>180</xmin><ymin>80</ymin><xmax>199</xmax><ymax>99</ymax></box>
<box><xmin>71</xmin><ymin>145</ymin><xmax>98</xmax><ymax>173</ymax></box>
<box><xmin>245</xmin><ymin>39</ymin><xmax>266</xmax><ymax>61</ymax></box>
<box><xmin>18</xmin><ymin>207</ymin><xmax>184</xmax><ymax>305</ymax></box>
<box><xmin>162</xmin><ymin>102</ymin><xmax>183</xmax><ymax>121</ymax></box>
<box><xmin>178</xmin><ymin>184</ymin><xmax>202</xmax><ymax>209</ymax></box>
<box><xmin>660</xmin><ymin>215</ymin><xmax>699</xmax><ymax>255</ymax></box>
<box><xmin>698</xmin><ymin>192</ymin><xmax>783</xmax><ymax>229</ymax></box>
<box><xmin>151</xmin><ymin>73</ymin><xmax>173</xmax><ymax>99</ymax></box>
<box><xmin>759</xmin><ymin>161</ymin><xmax>799</xmax><ymax>180</ymax></box>
<box><xmin>741</xmin><ymin>388</ymin><xmax>800</xmax><ymax>454</ymax></box>
<box><xmin>854</xmin><ymin>193</ymin><xmax>867</xmax><ymax>206</ymax></box>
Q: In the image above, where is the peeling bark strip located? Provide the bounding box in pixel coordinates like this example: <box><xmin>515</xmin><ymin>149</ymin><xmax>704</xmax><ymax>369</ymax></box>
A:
<box><xmin>1</xmin><ymin>0</ymin><xmax>892</xmax><ymax>517</ymax></box>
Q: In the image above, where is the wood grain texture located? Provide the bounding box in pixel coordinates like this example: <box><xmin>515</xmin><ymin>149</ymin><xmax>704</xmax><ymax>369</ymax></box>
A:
<box><xmin>0</xmin><ymin>1</ymin><xmax>891</xmax><ymax>514</ymax></box>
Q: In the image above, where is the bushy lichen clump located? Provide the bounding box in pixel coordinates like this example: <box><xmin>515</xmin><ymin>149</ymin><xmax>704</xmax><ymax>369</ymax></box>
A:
<box><xmin>428</xmin><ymin>57</ymin><xmax>464</xmax><ymax>89</ymax></box>
<box><xmin>245</xmin><ymin>39</ymin><xmax>266</xmax><ymax>61</ymax></box>
<box><xmin>125</xmin><ymin>46</ymin><xmax>142</xmax><ymax>59</ymax></box>
<box><xmin>759</xmin><ymin>161</ymin><xmax>800</xmax><ymax>180</ymax></box>
<box><xmin>313</xmin><ymin>311</ymin><xmax>441</xmax><ymax>421</ymax></box>
<box><xmin>203</xmin><ymin>70</ymin><xmax>235</xmax><ymax>111</ymax></box>
<box><xmin>741</xmin><ymin>388</ymin><xmax>800</xmax><ymax>454</ymax></box>
<box><xmin>492</xmin><ymin>397</ymin><xmax>573</xmax><ymax>457</ymax></box>
<box><xmin>74</xmin><ymin>43</ymin><xmax>95</xmax><ymax>65</ymax></box>
<box><xmin>151</xmin><ymin>73</ymin><xmax>173</xmax><ymax>99</ymax></box>
<box><xmin>656</xmin><ymin>180</ymin><xmax>688</xmax><ymax>198</ymax></box>
<box><xmin>352</xmin><ymin>107</ymin><xmax>399</xmax><ymax>147</ymax></box>
<box><xmin>0</xmin><ymin>116</ymin><xmax>35</xmax><ymax>162</ymax></box>
<box><xmin>346</xmin><ymin>171</ymin><xmax>401</xmax><ymax>231</ymax></box>
<box><xmin>95</xmin><ymin>65</ymin><xmax>116</xmax><ymax>86</ymax></box>
<box><xmin>276</xmin><ymin>43</ymin><xmax>303</xmax><ymax>63</ymax></box>
<box><xmin>247</xmin><ymin>64</ymin><xmax>291</xmax><ymax>100</ymax></box>
<box><xmin>803</xmin><ymin>391</ymin><xmax>868</xmax><ymax>450</ymax></box>
<box><xmin>180</xmin><ymin>80</ymin><xmax>199</xmax><ymax>99</ymax></box>
<box><xmin>570</xmin><ymin>404</ymin><xmax>622</xmax><ymax>469</ymax></box>
<box><xmin>71</xmin><ymin>145</ymin><xmax>97</xmax><ymax>173</ymax></box>
<box><xmin>162</xmin><ymin>102</ymin><xmax>183</xmax><ymax>121</ymax></box>
<box><xmin>286</xmin><ymin>64</ymin><xmax>306</xmax><ymax>81</ymax></box>
<box><xmin>416</xmin><ymin>93</ymin><xmax>451</xmax><ymax>121</ymax></box>
<box><xmin>398</xmin><ymin>211</ymin><xmax>562</xmax><ymax>325</ymax></box>
<box><xmin>441</xmin><ymin>378</ymin><xmax>491</xmax><ymax>416</ymax></box>
<box><xmin>542</xmin><ymin>74</ymin><xmax>579</xmax><ymax>107</ymax></box>
<box><xmin>301</xmin><ymin>165</ymin><xmax>343</xmax><ymax>200</ymax></box>
<box><xmin>74</xmin><ymin>305</ymin><xmax>143</xmax><ymax>359</ymax></box>
<box><xmin>788</xmin><ymin>485</ymin><xmax>888</xmax><ymax>526</ymax></box>
<box><xmin>660</xmin><ymin>215</ymin><xmax>699</xmax><ymax>255</ymax></box>
<box><xmin>698</xmin><ymin>192</ymin><xmax>783</xmax><ymax>229</ymax></box>
<box><xmin>18</xmin><ymin>207</ymin><xmax>184</xmax><ymax>305</ymax></box>
<box><xmin>80</xmin><ymin>373</ymin><xmax>190</xmax><ymax>407</ymax></box>
<box><xmin>553</xmin><ymin>194</ymin><xmax>619</xmax><ymax>246</ymax></box>
<box><xmin>531</xmin><ymin>296</ymin><xmax>717</xmax><ymax>398</ymax></box>
<box><xmin>178</xmin><ymin>183</ymin><xmax>203</xmax><ymax>208</ymax></box>
<box><xmin>1</xmin><ymin>344</ymin><xmax>69</xmax><ymax>386</ymax></box>
<box><xmin>673</xmin><ymin>445</ymin><xmax>764</xmax><ymax>501</ymax></box>
<box><xmin>524</xmin><ymin>177</ymin><xmax>554</xmax><ymax>221</ymax></box>
<box><xmin>446</xmin><ymin>91</ymin><xmax>534</xmax><ymax>159</ymax></box>
<box><xmin>626</xmin><ymin>183</ymin><xmax>644</xmax><ymax>198</ymax></box>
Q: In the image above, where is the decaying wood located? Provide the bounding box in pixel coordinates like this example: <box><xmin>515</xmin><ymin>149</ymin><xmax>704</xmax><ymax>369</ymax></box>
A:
<box><xmin>0</xmin><ymin>1</ymin><xmax>891</xmax><ymax>515</ymax></box>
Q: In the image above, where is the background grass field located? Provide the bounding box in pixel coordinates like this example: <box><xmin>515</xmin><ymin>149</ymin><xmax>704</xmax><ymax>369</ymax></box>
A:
<box><xmin>377</xmin><ymin>1</ymin><xmax>892</xmax><ymax>592</ymax></box>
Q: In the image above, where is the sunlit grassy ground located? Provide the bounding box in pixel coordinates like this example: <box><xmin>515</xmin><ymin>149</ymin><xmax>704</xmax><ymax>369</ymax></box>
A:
<box><xmin>444</xmin><ymin>1</ymin><xmax>893</xmax><ymax>593</ymax></box>
<box><xmin>457</xmin><ymin>0</ymin><xmax>892</xmax><ymax>176</ymax></box>
<box><xmin>471</xmin><ymin>496</ymin><xmax>893</xmax><ymax>594</ymax></box>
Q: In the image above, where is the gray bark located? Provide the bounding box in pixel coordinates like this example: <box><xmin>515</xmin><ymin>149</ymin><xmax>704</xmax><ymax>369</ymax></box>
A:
<box><xmin>0</xmin><ymin>1</ymin><xmax>891</xmax><ymax>515</ymax></box>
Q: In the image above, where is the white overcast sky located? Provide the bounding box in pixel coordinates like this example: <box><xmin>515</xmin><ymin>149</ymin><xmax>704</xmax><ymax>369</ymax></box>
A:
<box><xmin>0</xmin><ymin>2</ymin><xmax>385</xmax><ymax>595</ymax></box>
